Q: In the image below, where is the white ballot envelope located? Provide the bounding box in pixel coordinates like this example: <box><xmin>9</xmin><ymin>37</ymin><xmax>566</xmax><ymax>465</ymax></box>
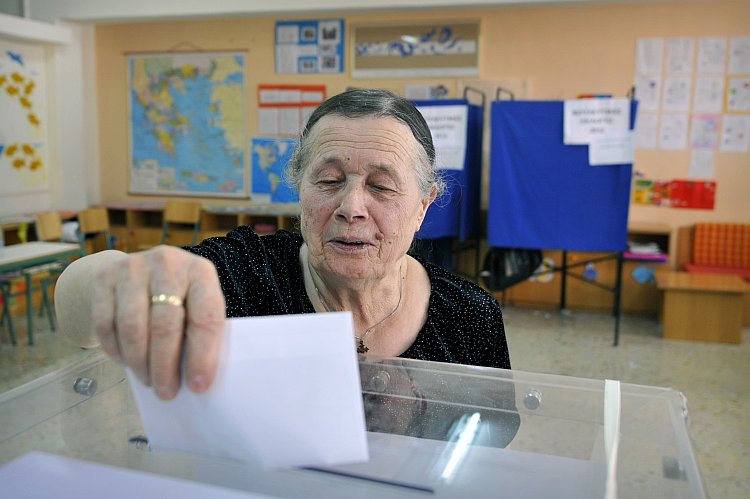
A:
<box><xmin>128</xmin><ymin>312</ymin><xmax>369</xmax><ymax>469</ymax></box>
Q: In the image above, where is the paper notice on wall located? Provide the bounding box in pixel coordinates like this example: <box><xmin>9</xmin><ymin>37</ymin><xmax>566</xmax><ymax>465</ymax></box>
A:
<box><xmin>634</xmin><ymin>75</ymin><xmax>661</xmax><ymax>112</ymax></box>
<box><xmin>693</xmin><ymin>76</ymin><xmax>725</xmax><ymax>113</ymax></box>
<box><xmin>659</xmin><ymin>114</ymin><xmax>689</xmax><ymax>150</ymax></box>
<box><xmin>666</xmin><ymin>37</ymin><xmax>695</xmax><ymax>74</ymax></box>
<box><xmin>690</xmin><ymin>115</ymin><xmax>721</xmax><ymax>149</ymax></box>
<box><xmin>415</xmin><ymin>104</ymin><xmax>468</xmax><ymax>170</ymax></box>
<box><xmin>662</xmin><ymin>76</ymin><xmax>692</xmax><ymax>112</ymax></box>
<box><xmin>636</xmin><ymin>38</ymin><xmax>664</xmax><ymax>74</ymax></box>
<box><xmin>635</xmin><ymin>113</ymin><xmax>658</xmax><ymax>149</ymax></box>
<box><xmin>727</xmin><ymin>77</ymin><xmax>750</xmax><ymax>112</ymax></box>
<box><xmin>728</xmin><ymin>36</ymin><xmax>750</xmax><ymax>74</ymax></box>
<box><xmin>697</xmin><ymin>37</ymin><xmax>727</xmax><ymax>74</ymax></box>
<box><xmin>589</xmin><ymin>133</ymin><xmax>634</xmax><ymax>166</ymax></box>
<box><xmin>720</xmin><ymin>115</ymin><xmax>750</xmax><ymax>152</ymax></box>
<box><xmin>405</xmin><ymin>83</ymin><xmax>449</xmax><ymax>100</ymax></box>
<box><xmin>563</xmin><ymin>98</ymin><xmax>630</xmax><ymax>145</ymax></box>
<box><xmin>689</xmin><ymin>150</ymin><xmax>715</xmax><ymax>179</ymax></box>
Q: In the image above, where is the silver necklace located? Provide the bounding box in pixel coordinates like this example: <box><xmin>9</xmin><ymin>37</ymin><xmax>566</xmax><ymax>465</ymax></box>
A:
<box><xmin>307</xmin><ymin>256</ymin><xmax>404</xmax><ymax>354</ymax></box>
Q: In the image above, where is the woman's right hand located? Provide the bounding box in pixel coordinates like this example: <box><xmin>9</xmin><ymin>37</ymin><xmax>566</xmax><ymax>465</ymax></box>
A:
<box><xmin>56</xmin><ymin>246</ymin><xmax>225</xmax><ymax>400</ymax></box>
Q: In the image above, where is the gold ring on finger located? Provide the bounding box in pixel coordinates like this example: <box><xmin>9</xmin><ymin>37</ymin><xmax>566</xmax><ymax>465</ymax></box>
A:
<box><xmin>150</xmin><ymin>294</ymin><xmax>184</xmax><ymax>307</ymax></box>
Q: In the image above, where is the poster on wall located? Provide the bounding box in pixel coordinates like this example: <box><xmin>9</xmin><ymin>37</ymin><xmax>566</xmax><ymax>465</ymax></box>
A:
<box><xmin>127</xmin><ymin>51</ymin><xmax>247</xmax><ymax>198</ymax></box>
<box><xmin>632</xmin><ymin>178</ymin><xmax>716</xmax><ymax>210</ymax></box>
<box><xmin>352</xmin><ymin>22</ymin><xmax>479</xmax><ymax>78</ymax></box>
<box><xmin>275</xmin><ymin>19</ymin><xmax>344</xmax><ymax>74</ymax></box>
<box><xmin>251</xmin><ymin>138</ymin><xmax>298</xmax><ymax>204</ymax></box>
<box><xmin>0</xmin><ymin>40</ymin><xmax>49</xmax><ymax>196</ymax></box>
<box><xmin>257</xmin><ymin>84</ymin><xmax>326</xmax><ymax>136</ymax></box>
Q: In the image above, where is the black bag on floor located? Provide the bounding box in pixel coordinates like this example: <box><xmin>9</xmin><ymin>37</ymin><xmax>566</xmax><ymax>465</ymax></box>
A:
<box><xmin>480</xmin><ymin>248</ymin><xmax>544</xmax><ymax>292</ymax></box>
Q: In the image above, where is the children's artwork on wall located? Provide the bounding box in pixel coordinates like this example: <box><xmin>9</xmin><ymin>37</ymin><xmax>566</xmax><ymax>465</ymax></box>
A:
<box><xmin>0</xmin><ymin>40</ymin><xmax>49</xmax><ymax>196</ymax></box>
<box><xmin>632</xmin><ymin>178</ymin><xmax>716</xmax><ymax>210</ymax></box>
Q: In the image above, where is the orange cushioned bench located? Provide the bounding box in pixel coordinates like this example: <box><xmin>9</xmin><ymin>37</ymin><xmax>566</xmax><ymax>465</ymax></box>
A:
<box><xmin>677</xmin><ymin>222</ymin><xmax>750</xmax><ymax>328</ymax></box>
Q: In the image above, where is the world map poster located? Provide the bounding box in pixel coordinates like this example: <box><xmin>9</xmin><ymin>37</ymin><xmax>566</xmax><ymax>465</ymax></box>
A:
<box><xmin>128</xmin><ymin>52</ymin><xmax>247</xmax><ymax>197</ymax></box>
<box><xmin>251</xmin><ymin>137</ymin><xmax>299</xmax><ymax>203</ymax></box>
<box><xmin>0</xmin><ymin>40</ymin><xmax>49</xmax><ymax>195</ymax></box>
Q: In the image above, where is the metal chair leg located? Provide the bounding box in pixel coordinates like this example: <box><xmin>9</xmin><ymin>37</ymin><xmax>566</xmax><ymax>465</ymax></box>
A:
<box><xmin>0</xmin><ymin>282</ymin><xmax>17</xmax><ymax>346</ymax></box>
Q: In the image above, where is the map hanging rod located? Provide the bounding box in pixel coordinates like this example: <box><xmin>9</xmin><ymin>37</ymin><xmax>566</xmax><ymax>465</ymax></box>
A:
<box><xmin>123</xmin><ymin>43</ymin><xmax>248</xmax><ymax>55</ymax></box>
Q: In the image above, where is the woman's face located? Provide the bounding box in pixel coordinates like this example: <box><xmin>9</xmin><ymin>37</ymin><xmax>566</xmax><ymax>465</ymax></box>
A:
<box><xmin>299</xmin><ymin>115</ymin><xmax>433</xmax><ymax>282</ymax></box>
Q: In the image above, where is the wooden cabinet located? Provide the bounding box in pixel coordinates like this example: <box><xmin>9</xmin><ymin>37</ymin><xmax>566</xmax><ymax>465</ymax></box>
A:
<box><xmin>104</xmin><ymin>203</ymin><xmax>299</xmax><ymax>252</ymax></box>
<box><xmin>505</xmin><ymin>223</ymin><xmax>672</xmax><ymax>316</ymax></box>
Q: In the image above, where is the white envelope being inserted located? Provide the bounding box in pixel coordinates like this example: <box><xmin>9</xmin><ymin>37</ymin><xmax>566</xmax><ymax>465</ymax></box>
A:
<box><xmin>128</xmin><ymin>312</ymin><xmax>369</xmax><ymax>469</ymax></box>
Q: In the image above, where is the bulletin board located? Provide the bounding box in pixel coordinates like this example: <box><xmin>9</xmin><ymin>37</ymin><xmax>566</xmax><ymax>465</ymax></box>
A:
<box><xmin>488</xmin><ymin>100</ymin><xmax>637</xmax><ymax>252</ymax></box>
<box><xmin>352</xmin><ymin>22</ymin><xmax>479</xmax><ymax>78</ymax></box>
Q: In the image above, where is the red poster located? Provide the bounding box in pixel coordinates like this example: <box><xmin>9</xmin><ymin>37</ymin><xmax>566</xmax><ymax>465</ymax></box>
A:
<box><xmin>668</xmin><ymin>180</ymin><xmax>716</xmax><ymax>210</ymax></box>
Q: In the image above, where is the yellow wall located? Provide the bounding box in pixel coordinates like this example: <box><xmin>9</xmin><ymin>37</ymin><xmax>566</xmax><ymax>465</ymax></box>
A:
<box><xmin>95</xmin><ymin>1</ymin><xmax>750</xmax><ymax>230</ymax></box>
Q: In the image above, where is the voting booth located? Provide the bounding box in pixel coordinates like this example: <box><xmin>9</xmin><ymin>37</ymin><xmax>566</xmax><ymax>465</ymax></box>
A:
<box><xmin>0</xmin><ymin>352</ymin><xmax>706</xmax><ymax>498</ymax></box>
<box><xmin>412</xmin><ymin>97</ymin><xmax>483</xmax><ymax>273</ymax></box>
<box><xmin>487</xmin><ymin>99</ymin><xmax>637</xmax><ymax>344</ymax></box>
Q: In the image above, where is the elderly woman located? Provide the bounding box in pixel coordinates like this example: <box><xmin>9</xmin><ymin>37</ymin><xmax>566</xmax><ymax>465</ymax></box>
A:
<box><xmin>55</xmin><ymin>88</ymin><xmax>510</xmax><ymax>401</ymax></box>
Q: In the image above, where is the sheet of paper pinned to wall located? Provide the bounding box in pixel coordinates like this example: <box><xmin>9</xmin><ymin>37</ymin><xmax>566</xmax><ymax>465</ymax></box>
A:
<box><xmin>666</xmin><ymin>37</ymin><xmax>694</xmax><ymax>74</ymax></box>
<box><xmin>659</xmin><ymin>114</ymin><xmax>689</xmax><ymax>150</ymax></box>
<box><xmin>634</xmin><ymin>75</ymin><xmax>661</xmax><ymax>112</ymax></box>
<box><xmin>636</xmin><ymin>38</ymin><xmax>664</xmax><ymax>74</ymax></box>
<box><xmin>728</xmin><ymin>36</ymin><xmax>750</xmax><ymax>74</ymax></box>
<box><xmin>129</xmin><ymin>312</ymin><xmax>369</xmax><ymax>469</ymax></box>
<box><xmin>690</xmin><ymin>115</ymin><xmax>721</xmax><ymax>149</ymax></box>
<box><xmin>589</xmin><ymin>133</ymin><xmax>634</xmax><ymax>166</ymax></box>
<box><xmin>697</xmin><ymin>37</ymin><xmax>727</xmax><ymax>74</ymax></box>
<box><xmin>662</xmin><ymin>76</ymin><xmax>692</xmax><ymax>112</ymax></box>
<box><xmin>721</xmin><ymin>115</ymin><xmax>750</xmax><ymax>153</ymax></box>
<box><xmin>689</xmin><ymin>150</ymin><xmax>715</xmax><ymax>179</ymax></box>
<box><xmin>635</xmin><ymin>113</ymin><xmax>658</xmax><ymax>149</ymax></box>
<box><xmin>693</xmin><ymin>76</ymin><xmax>725</xmax><ymax>113</ymax></box>
<box><xmin>727</xmin><ymin>77</ymin><xmax>750</xmax><ymax>112</ymax></box>
<box><xmin>415</xmin><ymin>104</ymin><xmax>468</xmax><ymax>170</ymax></box>
<box><xmin>563</xmin><ymin>98</ymin><xmax>630</xmax><ymax>145</ymax></box>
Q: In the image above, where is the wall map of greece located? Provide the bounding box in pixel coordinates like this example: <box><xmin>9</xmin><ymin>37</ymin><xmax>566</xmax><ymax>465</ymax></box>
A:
<box><xmin>128</xmin><ymin>52</ymin><xmax>247</xmax><ymax>197</ymax></box>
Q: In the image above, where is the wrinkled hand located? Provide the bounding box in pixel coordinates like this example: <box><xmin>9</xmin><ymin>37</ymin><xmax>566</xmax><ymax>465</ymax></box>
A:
<box><xmin>91</xmin><ymin>245</ymin><xmax>225</xmax><ymax>400</ymax></box>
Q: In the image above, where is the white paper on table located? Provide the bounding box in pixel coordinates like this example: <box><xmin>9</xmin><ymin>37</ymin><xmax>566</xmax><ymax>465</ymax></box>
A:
<box><xmin>128</xmin><ymin>312</ymin><xmax>369</xmax><ymax>469</ymax></box>
<box><xmin>589</xmin><ymin>133</ymin><xmax>634</xmax><ymax>166</ymax></box>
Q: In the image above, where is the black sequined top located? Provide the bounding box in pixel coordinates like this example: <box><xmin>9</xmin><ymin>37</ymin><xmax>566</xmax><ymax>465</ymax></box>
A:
<box><xmin>185</xmin><ymin>228</ymin><xmax>510</xmax><ymax>369</ymax></box>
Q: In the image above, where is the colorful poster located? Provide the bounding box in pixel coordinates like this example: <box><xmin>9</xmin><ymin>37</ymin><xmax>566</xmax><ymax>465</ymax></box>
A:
<box><xmin>669</xmin><ymin>180</ymin><xmax>716</xmax><ymax>210</ymax></box>
<box><xmin>251</xmin><ymin>137</ymin><xmax>299</xmax><ymax>204</ymax></box>
<box><xmin>0</xmin><ymin>40</ymin><xmax>49</xmax><ymax>196</ymax></box>
<box><xmin>128</xmin><ymin>52</ymin><xmax>246</xmax><ymax>197</ymax></box>
<box><xmin>632</xmin><ymin>178</ymin><xmax>716</xmax><ymax>210</ymax></box>
<box><xmin>275</xmin><ymin>19</ymin><xmax>344</xmax><ymax>74</ymax></box>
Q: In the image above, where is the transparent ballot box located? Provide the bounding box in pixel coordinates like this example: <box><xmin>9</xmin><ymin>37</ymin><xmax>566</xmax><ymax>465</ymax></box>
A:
<box><xmin>0</xmin><ymin>353</ymin><xmax>706</xmax><ymax>498</ymax></box>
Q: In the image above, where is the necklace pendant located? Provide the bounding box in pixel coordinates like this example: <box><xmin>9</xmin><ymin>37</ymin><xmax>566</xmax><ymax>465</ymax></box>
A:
<box><xmin>357</xmin><ymin>338</ymin><xmax>369</xmax><ymax>354</ymax></box>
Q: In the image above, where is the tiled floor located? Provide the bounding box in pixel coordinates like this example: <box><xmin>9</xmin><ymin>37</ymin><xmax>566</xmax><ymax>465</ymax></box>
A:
<box><xmin>1</xmin><ymin>306</ymin><xmax>748</xmax><ymax>498</ymax></box>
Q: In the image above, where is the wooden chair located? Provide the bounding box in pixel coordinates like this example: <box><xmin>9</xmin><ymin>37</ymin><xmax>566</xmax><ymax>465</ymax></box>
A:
<box><xmin>162</xmin><ymin>200</ymin><xmax>202</xmax><ymax>245</ymax></box>
<box><xmin>138</xmin><ymin>200</ymin><xmax>202</xmax><ymax>250</ymax></box>
<box><xmin>78</xmin><ymin>207</ymin><xmax>113</xmax><ymax>254</ymax></box>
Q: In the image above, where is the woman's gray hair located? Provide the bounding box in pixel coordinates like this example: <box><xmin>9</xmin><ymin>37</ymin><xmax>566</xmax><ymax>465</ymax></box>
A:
<box><xmin>286</xmin><ymin>88</ymin><xmax>446</xmax><ymax>199</ymax></box>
